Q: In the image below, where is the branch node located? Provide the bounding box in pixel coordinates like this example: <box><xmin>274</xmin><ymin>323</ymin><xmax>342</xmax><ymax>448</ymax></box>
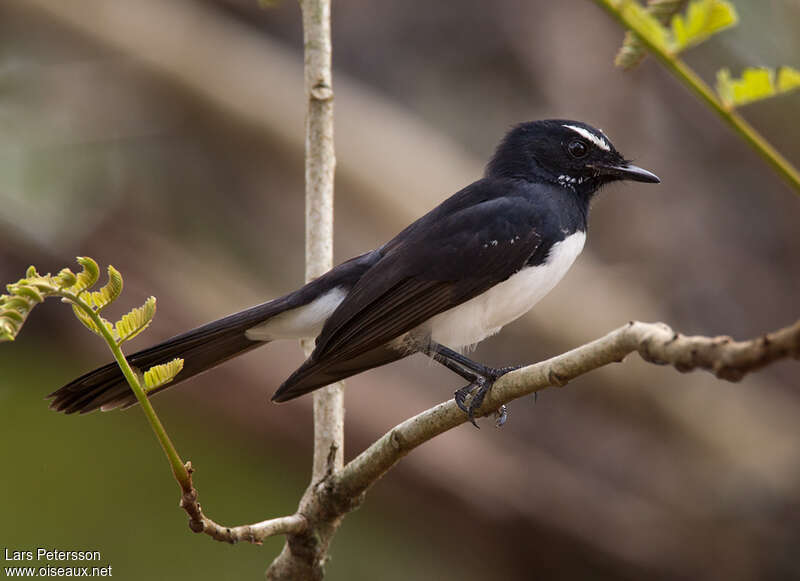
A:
<box><xmin>188</xmin><ymin>518</ymin><xmax>205</xmax><ymax>534</ymax></box>
<box><xmin>325</xmin><ymin>442</ymin><xmax>339</xmax><ymax>477</ymax></box>
<box><xmin>311</xmin><ymin>83</ymin><xmax>333</xmax><ymax>101</ymax></box>
<box><xmin>389</xmin><ymin>429</ymin><xmax>406</xmax><ymax>451</ymax></box>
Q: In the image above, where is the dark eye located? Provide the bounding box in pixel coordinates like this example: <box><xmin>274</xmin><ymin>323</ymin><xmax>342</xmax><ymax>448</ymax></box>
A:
<box><xmin>568</xmin><ymin>140</ymin><xmax>588</xmax><ymax>158</ymax></box>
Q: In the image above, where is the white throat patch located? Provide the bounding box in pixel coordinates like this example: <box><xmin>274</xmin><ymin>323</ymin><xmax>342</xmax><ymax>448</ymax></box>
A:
<box><xmin>563</xmin><ymin>124</ymin><xmax>611</xmax><ymax>152</ymax></box>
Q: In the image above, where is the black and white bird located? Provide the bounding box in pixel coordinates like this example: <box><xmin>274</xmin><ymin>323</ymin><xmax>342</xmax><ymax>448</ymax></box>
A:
<box><xmin>50</xmin><ymin>120</ymin><xmax>659</xmax><ymax>424</ymax></box>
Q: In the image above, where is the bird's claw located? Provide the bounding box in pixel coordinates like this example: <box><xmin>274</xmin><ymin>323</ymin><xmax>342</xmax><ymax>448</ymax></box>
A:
<box><xmin>454</xmin><ymin>380</ymin><xmax>484</xmax><ymax>428</ymax></box>
<box><xmin>453</xmin><ymin>365</ymin><xmax>518</xmax><ymax>428</ymax></box>
<box><xmin>494</xmin><ymin>404</ymin><xmax>508</xmax><ymax>428</ymax></box>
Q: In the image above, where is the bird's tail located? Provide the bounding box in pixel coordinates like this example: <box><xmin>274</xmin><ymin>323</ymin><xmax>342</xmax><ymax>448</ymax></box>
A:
<box><xmin>48</xmin><ymin>298</ymin><xmax>294</xmax><ymax>414</ymax></box>
<box><xmin>49</xmin><ymin>250</ymin><xmax>382</xmax><ymax>414</ymax></box>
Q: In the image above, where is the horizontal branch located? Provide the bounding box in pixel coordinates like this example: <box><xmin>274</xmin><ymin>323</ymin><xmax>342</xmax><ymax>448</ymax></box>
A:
<box><xmin>178</xmin><ymin>462</ymin><xmax>307</xmax><ymax>544</ymax></box>
<box><xmin>334</xmin><ymin>318</ymin><xmax>800</xmax><ymax>499</ymax></box>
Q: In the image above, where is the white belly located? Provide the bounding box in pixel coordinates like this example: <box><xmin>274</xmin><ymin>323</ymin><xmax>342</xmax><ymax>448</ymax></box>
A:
<box><xmin>426</xmin><ymin>231</ymin><xmax>586</xmax><ymax>349</ymax></box>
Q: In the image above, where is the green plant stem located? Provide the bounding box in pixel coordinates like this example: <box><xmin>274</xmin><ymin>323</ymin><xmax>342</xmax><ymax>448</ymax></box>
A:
<box><xmin>593</xmin><ymin>0</ymin><xmax>800</xmax><ymax>196</ymax></box>
<box><xmin>69</xmin><ymin>295</ymin><xmax>190</xmax><ymax>490</ymax></box>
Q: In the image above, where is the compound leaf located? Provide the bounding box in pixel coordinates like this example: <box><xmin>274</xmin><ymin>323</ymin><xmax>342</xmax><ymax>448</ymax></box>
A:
<box><xmin>85</xmin><ymin>266</ymin><xmax>124</xmax><ymax>312</ymax></box>
<box><xmin>143</xmin><ymin>358</ymin><xmax>184</xmax><ymax>392</ymax></box>
<box><xmin>671</xmin><ymin>0</ymin><xmax>738</xmax><ymax>52</ymax></box>
<box><xmin>114</xmin><ymin>296</ymin><xmax>156</xmax><ymax>344</ymax></box>
<box><xmin>68</xmin><ymin>257</ymin><xmax>100</xmax><ymax>294</ymax></box>
<box><xmin>717</xmin><ymin>66</ymin><xmax>800</xmax><ymax>108</ymax></box>
<box><xmin>777</xmin><ymin>66</ymin><xmax>800</xmax><ymax>93</ymax></box>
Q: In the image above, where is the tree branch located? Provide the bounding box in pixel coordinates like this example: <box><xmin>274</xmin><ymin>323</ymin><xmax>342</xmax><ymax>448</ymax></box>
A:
<box><xmin>334</xmin><ymin>319</ymin><xmax>800</xmax><ymax>500</ymax></box>
<box><xmin>173</xmin><ymin>462</ymin><xmax>307</xmax><ymax>544</ymax></box>
<box><xmin>260</xmin><ymin>317</ymin><xmax>798</xmax><ymax>579</ymax></box>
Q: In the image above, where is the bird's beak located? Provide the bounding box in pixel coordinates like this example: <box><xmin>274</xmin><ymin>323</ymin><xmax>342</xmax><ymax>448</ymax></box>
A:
<box><xmin>596</xmin><ymin>162</ymin><xmax>661</xmax><ymax>184</ymax></box>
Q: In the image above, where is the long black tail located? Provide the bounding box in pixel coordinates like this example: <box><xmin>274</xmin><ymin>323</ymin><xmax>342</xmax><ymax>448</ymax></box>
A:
<box><xmin>49</xmin><ymin>250</ymin><xmax>382</xmax><ymax>414</ymax></box>
<box><xmin>48</xmin><ymin>298</ymin><xmax>293</xmax><ymax>414</ymax></box>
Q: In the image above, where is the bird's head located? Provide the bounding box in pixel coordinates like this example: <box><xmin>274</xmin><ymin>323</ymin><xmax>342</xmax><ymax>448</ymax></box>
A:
<box><xmin>486</xmin><ymin>119</ymin><xmax>660</xmax><ymax>194</ymax></box>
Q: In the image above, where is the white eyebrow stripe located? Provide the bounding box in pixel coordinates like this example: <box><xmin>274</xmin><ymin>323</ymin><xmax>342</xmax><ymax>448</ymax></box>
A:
<box><xmin>563</xmin><ymin>124</ymin><xmax>611</xmax><ymax>152</ymax></box>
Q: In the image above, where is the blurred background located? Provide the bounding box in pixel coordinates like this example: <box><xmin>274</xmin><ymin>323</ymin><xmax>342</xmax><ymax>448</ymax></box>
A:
<box><xmin>1</xmin><ymin>1</ymin><xmax>798</xmax><ymax>579</ymax></box>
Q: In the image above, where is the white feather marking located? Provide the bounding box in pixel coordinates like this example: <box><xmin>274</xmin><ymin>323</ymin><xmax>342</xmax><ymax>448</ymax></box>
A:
<box><xmin>245</xmin><ymin>287</ymin><xmax>347</xmax><ymax>341</ymax></box>
<box><xmin>563</xmin><ymin>124</ymin><xmax>611</xmax><ymax>152</ymax></box>
<box><xmin>425</xmin><ymin>231</ymin><xmax>586</xmax><ymax>349</ymax></box>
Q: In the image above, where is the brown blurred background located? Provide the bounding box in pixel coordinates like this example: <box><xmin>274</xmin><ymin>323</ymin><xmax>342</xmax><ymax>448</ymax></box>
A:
<box><xmin>1</xmin><ymin>1</ymin><xmax>799</xmax><ymax>579</ymax></box>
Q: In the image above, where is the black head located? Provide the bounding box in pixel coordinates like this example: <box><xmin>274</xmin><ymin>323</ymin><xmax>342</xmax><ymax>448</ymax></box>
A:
<box><xmin>486</xmin><ymin>119</ymin><xmax>659</xmax><ymax>194</ymax></box>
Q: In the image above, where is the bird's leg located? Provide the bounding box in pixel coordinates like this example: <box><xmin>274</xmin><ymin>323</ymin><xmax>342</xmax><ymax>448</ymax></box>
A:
<box><xmin>423</xmin><ymin>342</ymin><xmax>520</xmax><ymax>427</ymax></box>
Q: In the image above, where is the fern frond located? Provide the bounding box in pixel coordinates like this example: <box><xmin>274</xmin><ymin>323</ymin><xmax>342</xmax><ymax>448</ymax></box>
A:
<box><xmin>84</xmin><ymin>266</ymin><xmax>124</xmax><ymax>312</ymax></box>
<box><xmin>114</xmin><ymin>296</ymin><xmax>157</xmax><ymax>344</ymax></box>
<box><xmin>1</xmin><ymin>269</ymin><xmax>62</xmax><ymax>342</ymax></box>
<box><xmin>70</xmin><ymin>303</ymin><xmax>108</xmax><ymax>336</ymax></box>
<box><xmin>0</xmin><ymin>308</ymin><xmax>25</xmax><ymax>324</ymax></box>
<box><xmin>10</xmin><ymin>284</ymin><xmax>45</xmax><ymax>304</ymax></box>
<box><xmin>143</xmin><ymin>358</ymin><xmax>185</xmax><ymax>392</ymax></box>
<box><xmin>55</xmin><ymin>268</ymin><xmax>78</xmax><ymax>289</ymax></box>
<box><xmin>67</xmin><ymin>257</ymin><xmax>100</xmax><ymax>295</ymax></box>
<box><xmin>0</xmin><ymin>320</ymin><xmax>16</xmax><ymax>342</ymax></box>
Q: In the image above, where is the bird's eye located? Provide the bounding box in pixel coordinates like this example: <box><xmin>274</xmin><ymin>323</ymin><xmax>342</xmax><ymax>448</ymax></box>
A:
<box><xmin>568</xmin><ymin>140</ymin><xmax>588</xmax><ymax>158</ymax></box>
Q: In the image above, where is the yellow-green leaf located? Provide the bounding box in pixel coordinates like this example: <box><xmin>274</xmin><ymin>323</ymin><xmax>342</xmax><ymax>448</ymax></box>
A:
<box><xmin>114</xmin><ymin>296</ymin><xmax>156</xmax><ymax>344</ymax></box>
<box><xmin>86</xmin><ymin>266</ymin><xmax>124</xmax><ymax>312</ymax></box>
<box><xmin>13</xmin><ymin>284</ymin><xmax>44</xmax><ymax>303</ymax></box>
<box><xmin>716</xmin><ymin>66</ymin><xmax>799</xmax><ymax>108</ymax></box>
<box><xmin>620</xmin><ymin>1</ymin><xmax>672</xmax><ymax>53</ymax></box>
<box><xmin>1</xmin><ymin>296</ymin><xmax>31</xmax><ymax>310</ymax></box>
<box><xmin>615</xmin><ymin>0</ymin><xmax>686</xmax><ymax>70</ymax></box>
<box><xmin>671</xmin><ymin>0</ymin><xmax>738</xmax><ymax>52</ymax></box>
<box><xmin>143</xmin><ymin>358</ymin><xmax>184</xmax><ymax>392</ymax></box>
<box><xmin>777</xmin><ymin>66</ymin><xmax>800</xmax><ymax>93</ymax></box>
<box><xmin>71</xmin><ymin>303</ymin><xmax>103</xmax><ymax>335</ymax></box>
<box><xmin>68</xmin><ymin>257</ymin><xmax>100</xmax><ymax>294</ymax></box>
<box><xmin>0</xmin><ymin>309</ymin><xmax>24</xmax><ymax>323</ymax></box>
<box><xmin>56</xmin><ymin>268</ymin><xmax>77</xmax><ymax>289</ymax></box>
<box><xmin>0</xmin><ymin>319</ymin><xmax>17</xmax><ymax>342</ymax></box>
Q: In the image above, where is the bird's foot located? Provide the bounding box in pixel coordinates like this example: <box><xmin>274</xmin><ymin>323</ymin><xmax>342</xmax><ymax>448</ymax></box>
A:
<box><xmin>494</xmin><ymin>364</ymin><xmax>523</xmax><ymax>376</ymax></box>
<box><xmin>453</xmin><ymin>365</ymin><xmax>520</xmax><ymax>428</ymax></box>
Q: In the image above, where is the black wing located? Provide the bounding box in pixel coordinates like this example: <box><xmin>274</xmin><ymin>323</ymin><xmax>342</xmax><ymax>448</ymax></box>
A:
<box><xmin>272</xmin><ymin>180</ymin><xmax>544</xmax><ymax>400</ymax></box>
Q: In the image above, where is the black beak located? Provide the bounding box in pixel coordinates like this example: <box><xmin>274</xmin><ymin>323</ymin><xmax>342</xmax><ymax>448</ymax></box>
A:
<box><xmin>597</xmin><ymin>162</ymin><xmax>660</xmax><ymax>184</ymax></box>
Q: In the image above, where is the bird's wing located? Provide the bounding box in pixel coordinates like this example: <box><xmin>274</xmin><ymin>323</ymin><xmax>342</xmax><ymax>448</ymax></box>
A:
<box><xmin>312</xmin><ymin>192</ymin><xmax>543</xmax><ymax>363</ymax></box>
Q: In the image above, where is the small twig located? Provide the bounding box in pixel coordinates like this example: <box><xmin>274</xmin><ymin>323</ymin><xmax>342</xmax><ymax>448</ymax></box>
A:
<box><xmin>593</xmin><ymin>0</ymin><xmax>800</xmax><ymax>195</ymax></box>
<box><xmin>178</xmin><ymin>462</ymin><xmax>307</xmax><ymax>544</ymax></box>
<box><xmin>615</xmin><ymin>0</ymin><xmax>686</xmax><ymax>69</ymax></box>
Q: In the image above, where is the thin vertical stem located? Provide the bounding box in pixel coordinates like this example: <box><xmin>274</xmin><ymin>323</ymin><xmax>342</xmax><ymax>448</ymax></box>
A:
<box><xmin>300</xmin><ymin>0</ymin><xmax>344</xmax><ymax>482</ymax></box>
